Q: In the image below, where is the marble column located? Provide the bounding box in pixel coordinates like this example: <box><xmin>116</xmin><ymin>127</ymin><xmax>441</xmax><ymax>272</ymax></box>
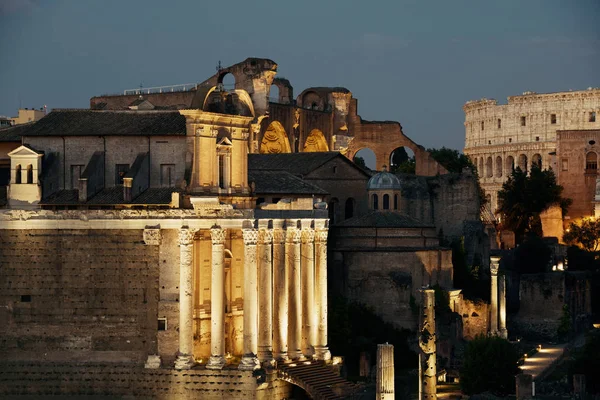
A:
<box><xmin>499</xmin><ymin>274</ymin><xmax>508</xmax><ymax>339</ymax></box>
<box><xmin>257</xmin><ymin>228</ymin><xmax>274</xmax><ymax>365</ymax></box>
<box><xmin>490</xmin><ymin>256</ymin><xmax>500</xmax><ymax>336</ymax></box>
<box><xmin>286</xmin><ymin>224</ymin><xmax>303</xmax><ymax>360</ymax></box>
<box><xmin>272</xmin><ymin>221</ymin><xmax>288</xmax><ymax>361</ymax></box>
<box><xmin>301</xmin><ymin>226</ymin><xmax>315</xmax><ymax>358</ymax></box>
<box><xmin>207</xmin><ymin>227</ymin><xmax>226</xmax><ymax>370</ymax></box>
<box><xmin>419</xmin><ymin>289</ymin><xmax>436</xmax><ymax>400</ymax></box>
<box><xmin>239</xmin><ymin>229</ymin><xmax>260</xmax><ymax>370</ymax></box>
<box><xmin>174</xmin><ymin>227</ymin><xmax>196</xmax><ymax>370</ymax></box>
<box><xmin>376</xmin><ymin>343</ymin><xmax>395</xmax><ymax>400</ymax></box>
<box><xmin>314</xmin><ymin>225</ymin><xmax>331</xmax><ymax>361</ymax></box>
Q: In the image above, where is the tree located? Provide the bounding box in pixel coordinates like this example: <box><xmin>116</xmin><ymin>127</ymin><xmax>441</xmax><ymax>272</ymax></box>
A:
<box><xmin>354</xmin><ymin>156</ymin><xmax>368</xmax><ymax>170</ymax></box>
<box><xmin>563</xmin><ymin>218</ymin><xmax>600</xmax><ymax>252</ymax></box>
<box><xmin>426</xmin><ymin>147</ymin><xmax>476</xmax><ymax>174</ymax></box>
<box><xmin>390</xmin><ymin>156</ymin><xmax>416</xmax><ymax>174</ymax></box>
<box><xmin>460</xmin><ymin>335</ymin><xmax>521</xmax><ymax>395</ymax></box>
<box><xmin>496</xmin><ymin>166</ymin><xmax>571</xmax><ymax>243</ymax></box>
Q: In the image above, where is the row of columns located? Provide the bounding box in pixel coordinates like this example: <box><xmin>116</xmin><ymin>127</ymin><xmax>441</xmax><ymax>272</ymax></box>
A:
<box><xmin>490</xmin><ymin>256</ymin><xmax>507</xmax><ymax>339</ymax></box>
<box><xmin>175</xmin><ymin>221</ymin><xmax>330</xmax><ymax>370</ymax></box>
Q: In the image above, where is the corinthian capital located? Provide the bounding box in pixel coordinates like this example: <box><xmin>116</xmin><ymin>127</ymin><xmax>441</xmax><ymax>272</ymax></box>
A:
<box><xmin>490</xmin><ymin>256</ymin><xmax>500</xmax><ymax>275</ymax></box>
<box><xmin>301</xmin><ymin>228</ymin><xmax>315</xmax><ymax>244</ymax></box>
<box><xmin>258</xmin><ymin>228</ymin><xmax>273</xmax><ymax>245</ymax></box>
<box><xmin>179</xmin><ymin>227</ymin><xmax>197</xmax><ymax>246</ymax></box>
<box><xmin>242</xmin><ymin>229</ymin><xmax>258</xmax><ymax>246</ymax></box>
<box><xmin>314</xmin><ymin>228</ymin><xmax>329</xmax><ymax>243</ymax></box>
<box><xmin>210</xmin><ymin>227</ymin><xmax>226</xmax><ymax>245</ymax></box>
<box><xmin>272</xmin><ymin>228</ymin><xmax>285</xmax><ymax>244</ymax></box>
<box><xmin>285</xmin><ymin>227</ymin><xmax>301</xmax><ymax>244</ymax></box>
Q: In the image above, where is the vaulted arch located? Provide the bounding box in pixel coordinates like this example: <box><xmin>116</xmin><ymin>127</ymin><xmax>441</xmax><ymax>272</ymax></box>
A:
<box><xmin>303</xmin><ymin>129</ymin><xmax>329</xmax><ymax>152</ymax></box>
<box><xmin>260</xmin><ymin>121</ymin><xmax>291</xmax><ymax>154</ymax></box>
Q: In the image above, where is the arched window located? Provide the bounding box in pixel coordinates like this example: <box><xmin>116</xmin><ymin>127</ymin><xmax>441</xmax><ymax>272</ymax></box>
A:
<box><xmin>26</xmin><ymin>164</ymin><xmax>33</xmax><ymax>184</ymax></box>
<box><xmin>486</xmin><ymin>157</ymin><xmax>493</xmax><ymax>178</ymax></box>
<box><xmin>394</xmin><ymin>194</ymin><xmax>398</xmax><ymax>210</ymax></box>
<box><xmin>505</xmin><ymin>155</ymin><xmax>515</xmax><ymax>173</ymax></box>
<box><xmin>15</xmin><ymin>164</ymin><xmax>21</xmax><ymax>184</ymax></box>
<box><xmin>495</xmin><ymin>156</ymin><xmax>502</xmax><ymax>177</ymax></box>
<box><xmin>372</xmin><ymin>194</ymin><xmax>379</xmax><ymax>210</ymax></box>
<box><xmin>345</xmin><ymin>198</ymin><xmax>355</xmax><ymax>219</ymax></box>
<box><xmin>518</xmin><ymin>154</ymin><xmax>528</xmax><ymax>173</ymax></box>
<box><xmin>383</xmin><ymin>194</ymin><xmax>390</xmax><ymax>210</ymax></box>
<box><xmin>532</xmin><ymin>154</ymin><xmax>542</xmax><ymax>169</ymax></box>
<box><xmin>586</xmin><ymin>152</ymin><xmax>598</xmax><ymax>171</ymax></box>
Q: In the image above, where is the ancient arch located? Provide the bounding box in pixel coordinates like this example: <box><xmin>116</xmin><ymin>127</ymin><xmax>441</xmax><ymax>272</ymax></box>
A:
<box><xmin>260</xmin><ymin>121</ymin><xmax>292</xmax><ymax>154</ymax></box>
<box><xmin>495</xmin><ymin>156</ymin><xmax>503</xmax><ymax>177</ymax></box>
<box><xmin>478</xmin><ymin>158</ymin><xmax>484</xmax><ymax>176</ymax></box>
<box><xmin>532</xmin><ymin>153</ymin><xmax>542</xmax><ymax>169</ymax></box>
<box><xmin>518</xmin><ymin>154</ymin><xmax>528</xmax><ymax>173</ymax></box>
<box><xmin>486</xmin><ymin>157</ymin><xmax>493</xmax><ymax>178</ymax></box>
<box><xmin>505</xmin><ymin>155</ymin><xmax>515</xmax><ymax>173</ymax></box>
<box><xmin>354</xmin><ymin>148</ymin><xmax>377</xmax><ymax>170</ymax></box>
<box><xmin>389</xmin><ymin>146</ymin><xmax>416</xmax><ymax>173</ymax></box>
<box><xmin>303</xmin><ymin>129</ymin><xmax>329</xmax><ymax>152</ymax></box>
<box><xmin>14</xmin><ymin>164</ymin><xmax>21</xmax><ymax>184</ymax></box>
<box><xmin>218</xmin><ymin>72</ymin><xmax>236</xmax><ymax>90</ymax></box>
<box><xmin>586</xmin><ymin>151</ymin><xmax>598</xmax><ymax>171</ymax></box>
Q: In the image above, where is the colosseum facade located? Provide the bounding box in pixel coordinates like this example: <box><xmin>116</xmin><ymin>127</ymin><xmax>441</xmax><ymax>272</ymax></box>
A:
<box><xmin>464</xmin><ymin>88</ymin><xmax>600</xmax><ymax>214</ymax></box>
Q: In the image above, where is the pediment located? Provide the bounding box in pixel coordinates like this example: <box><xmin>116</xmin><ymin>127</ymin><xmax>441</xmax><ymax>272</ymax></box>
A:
<box><xmin>8</xmin><ymin>145</ymin><xmax>43</xmax><ymax>157</ymax></box>
<box><xmin>217</xmin><ymin>137</ymin><xmax>233</xmax><ymax>146</ymax></box>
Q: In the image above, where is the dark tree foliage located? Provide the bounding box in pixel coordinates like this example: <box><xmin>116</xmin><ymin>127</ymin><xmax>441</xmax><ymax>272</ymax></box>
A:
<box><xmin>426</xmin><ymin>147</ymin><xmax>476</xmax><ymax>174</ymax></box>
<box><xmin>354</xmin><ymin>156</ymin><xmax>368</xmax><ymax>170</ymax></box>
<box><xmin>460</xmin><ymin>335</ymin><xmax>521</xmax><ymax>395</ymax></box>
<box><xmin>496</xmin><ymin>166</ymin><xmax>571</xmax><ymax>244</ymax></box>
<box><xmin>571</xmin><ymin>331</ymin><xmax>600</xmax><ymax>393</ymax></box>
<box><xmin>514</xmin><ymin>234</ymin><xmax>552</xmax><ymax>273</ymax></box>
<box><xmin>563</xmin><ymin>218</ymin><xmax>600</xmax><ymax>252</ymax></box>
<box><xmin>451</xmin><ymin>238</ymin><xmax>488</xmax><ymax>301</ymax></box>
<box><xmin>391</xmin><ymin>146</ymin><xmax>410</xmax><ymax>166</ymax></box>
<box><xmin>328</xmin><ymin>295</ymin><xmax>417</xmax><ymax>378</ymax></box>
<box><xmin>566</xmin><ymin>245</ymin><xmax>600</xmax><ymax>271</ymax></box>
<box><xmin>391</xmin><ymin>157</ymin><xmax>416</xmax><ymax>174</ymax></box>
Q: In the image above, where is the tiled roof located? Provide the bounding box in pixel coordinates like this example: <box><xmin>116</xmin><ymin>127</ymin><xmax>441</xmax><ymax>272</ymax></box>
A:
<box><xmin>248</xmin><ymin>152</ymin><xmax>342</xmax><ymax>175</ymax></box>
<box><xmin>249</xmin><ymin>170</ymin><xmax>328</xmax><ymax>195</ymax></box>
<box><xmin>41</xmin><ymin>187</ymin><xmax>175</xmax><ymax>205</ymax></box>
<box><xmin>336</xmin><ymin>211</ymin><xmax>432</xmax><ymax>228</ymax></box>
<box><xmin>0</xmin><ymin>122</ymin><xmax>33</xmax><ymax>142</ymax></box>
<box><xmin>17</xmin><ymin>110</ymin><xmax>186</xmax><ymax>137</ymax></box>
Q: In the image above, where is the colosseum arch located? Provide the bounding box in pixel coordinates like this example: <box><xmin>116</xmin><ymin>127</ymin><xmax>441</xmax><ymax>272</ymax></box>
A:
<box><xmin>303</xmin><ymin>129</ymin><xmax>329</xmax><ymax>152</ymax></box>
<box><xmin>486</xmin><ymin>157</ymin><xmax>493</xmax><ymax>178</ymax></box>
<box><xmin>518</xmin><ymin>154</ymin><xmax>528</xmax><ymax>173</ymax></box>
<box><xmin>532</xmin><ymin>153</ymin><xmax>542</xmax><ymax>169</ymax></box>
<box><xmin>260</xmin><ymin>121</ymin><xmax>291</xmax><ymax>154</ymax></box>
<box><xmin>505</xmin><ymin>155</ymin><xmax>515</xmax><ymax>173</ymax></box>
<box><xmin>495</xmin><ymin>156</ymin><xmax>503</xmax><ymax>177</ymax></box>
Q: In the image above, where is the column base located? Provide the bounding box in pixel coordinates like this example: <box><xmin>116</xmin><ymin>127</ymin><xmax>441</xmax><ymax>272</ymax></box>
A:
<box><xmin>302</xmin><ymin>345</ymin><xmax>315</xmax><ymax>359</ymax></box>
<box><xmin>145</xmin><ymin>354</ymin><xmax>161</xmax><ymax>369</ymax></box>
<box><xmin>274</xmin><ymin>351</ymin><xmax>289</xmax><ymax>362</ymax></box>
<box><xmin>239</xmin><ymin>354</ymin><xmax>260</xmax><ymax>371</ymax></box>
<box><xmin>206</xmin><ymin>355</ymin><xmax>226</xmax><ymax>370</ymax></box>
<box><xmin>288</xmin><ymin>349</ymin><xmax>306</xmax><ymax>361</ymax></box>
<box><xmin>499</xmin><ymin>328</ymin><xmax>508</xmax><ymax>339</ymax></box>
<box><xmin>314</xmin><ymin>346</ymin><xmax>331</xmax><ymax>361</ymax></box>
<box><xmin>174</xmin><ymin>354</ymin><xmax>195</xmax><ymax>370</ymax></box>
<box><xmin>257</xmin><ymin>349</ymin><xmax>274</xmax><ymax>366</ymax></box>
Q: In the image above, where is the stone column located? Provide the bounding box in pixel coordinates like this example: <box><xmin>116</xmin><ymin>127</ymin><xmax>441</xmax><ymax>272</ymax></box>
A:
<box><xmin>490</xmin><ymin>256</ymin><xmax>500</xmax><ymax>335</ymax></box>
<box><xmin>286</xmin><ymin>224</ymin><xmax>303</xmax><ymax>360</ymax></box>
<box><xmin>314</xmin><ymin>224</ymin><xmax>331</xmax><ymax>361</ymax></box>
<box><xmin>239</xmin><ymin>228</ymin><xmax>260</xmax><ymax>370</ymax></box>
<box><xmin>272</xmin><ymin>221</ymin><xmax>288</xmax><ymax>361</ymax></box>
<box><xmin>207</xmin><ymin>227</ymin><xmax>226</xmax><ymax>370</ymax></box>
<box><xmin>301</xmin><ymin>225</ymin><xmax>315</xmax><ymax>358</ymax></box>
<box><xmin>175</xmin><ymin>227</ymin><xmax>196</xmax><ymax>370</ymax></box>
<box><xmin>257</xmin><ymin>227</ymin><xmax>274</xmax><ymax>365</ymax></box>
<box><xmin>376</xmin><ymin>343</ymin><xmax>395</xmax><ymax>400</ymax></box>
<box><xmin>419</xmin><ymin>289</ymin><xmax>436</xmax><ymax>400</ymax></box>
<box><xmin>499</xmin><ymin>274</ymin><xmax>508</xmax><ymax>339</ymax></box>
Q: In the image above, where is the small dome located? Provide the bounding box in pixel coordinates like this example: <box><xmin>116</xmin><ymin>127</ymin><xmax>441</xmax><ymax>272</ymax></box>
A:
<box><xmin>367</xmin><ymin>167</ymin><xmax>402</xmax><ymax>190</ymax></box>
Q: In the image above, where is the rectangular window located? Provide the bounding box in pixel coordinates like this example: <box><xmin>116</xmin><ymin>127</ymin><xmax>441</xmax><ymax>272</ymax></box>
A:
<box><xmin>158</xmin><ymin>317</ymin><xmax>167</xmax><ymax>331</ymax></box>
<box><xmin>70</xmin><ymin>164</ymin><xmax>84</xmax><ymax>189</ymax></box>
<box><xmin>115</xmin><ymin>164</ymin><xmax>129</xmax><ymax>185</ymax></box>
<box><xmin>536</xmin><ymin>136</ymin><xmax>540</xmax><ymax>142</ymax></box>
<box><xmin>219</xmin><ymin>155</ymin><xmax>225</xmax><ymax>189</ymax></box>
<box><xmin>590</xmin><ymin>111</ymin><xmax>597</xmax><ymax>122</ymax></box>
<box><xmin>481</xmin><ymin>121</ymin><xmax>484</xmax><ymax>131</ymax></box>
<box><xmin>160</xmin><ymin>164</ymin><xmax>175</xmax><ymax>187</ymax></box>
<box><xmin>509</xmin><ymin>138</ymin><xmax>512</xmax><ymax>143</ymax></box>
<box><xmin>550</xmin><ymin>114</ymin><xmax>557</xmax><ymax>124</ymax></box>
<box><xmin>520</xmin><ymin>116</ymin><xmax>526</xmax><ymax>126</ymax></box>
<box><xmin>497</xmin><ymin>119</ymin><xmax>501</xmax><ymax>129</ymax></box>
<box><xmin>561</xmin><ymin>159</ymin><xmax>568</xmax><ymax>171</ymax></box>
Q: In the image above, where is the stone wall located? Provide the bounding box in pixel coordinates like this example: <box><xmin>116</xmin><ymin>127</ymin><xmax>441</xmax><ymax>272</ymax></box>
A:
<box><xmin>0</xmin><ymin>229</ymin><xmax>159</xmax><ymax>364</ymax></box>
<box><xmin>459</xmin><ymin>298</ymin><xmax>489</xmax><ymax>340</ymax></box>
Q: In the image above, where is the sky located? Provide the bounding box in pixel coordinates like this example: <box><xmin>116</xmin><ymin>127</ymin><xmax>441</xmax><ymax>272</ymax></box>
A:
<box><xmin>0</xmin><ymin>0</ymin><xmax>599</xmax><ymax>154</ymax></box>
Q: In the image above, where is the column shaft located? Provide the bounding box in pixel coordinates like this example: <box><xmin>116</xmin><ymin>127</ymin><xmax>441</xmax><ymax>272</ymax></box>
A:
<box><xmin>207</xmin><ymin>227</ymin><xmax>226</xmax><ymax>370</ymax></box>
<box><xmin>377</xmin><ymin>343</ymin><xmax>395</xmax><ymax>400</ymax></box>
<box><xmin>499</xmin><ymin>274</ymin><xmax>508</xmax><ymax>339</ymax></box>
<box><xmin>314</xmin><ymin>227</ymin><xmax>331</xmax><ymax>360</ymax></box>
<box><xmin>490</xmin><ymin>256</ymin><xmax>500</xmax><ymax>335</ymax></box>
<box><xmin>240</xmin><ymin>229</ymin><xmax>259</xmax><ymax>370</ymax></box>
<box><xmin>419</xmin><ymin>289</ymin><xmax>437</xmax><ymax>400</ymax></box>
<box><xmin>286</xmin><ymin>226</ymin><xmax>303</xmax><ymax>360</ymax></box>
<box><xmin>257</xmin><ymin>228</ymin><xmax>274</xmax><ymax>364</ymax></box>
<box><xmin>174</xmin><ymin>228</ymin><xmax>196</xmax><ymax>370</ymax></box>
<box><xmin>272</xmin><ymin>226</ymin><xmax>288</xmax><ymax>360</ymax></box>
<box><xmin>301</xmin><ymin>228</ymin><xmax>315</xmax><ymax>358</ymax></box>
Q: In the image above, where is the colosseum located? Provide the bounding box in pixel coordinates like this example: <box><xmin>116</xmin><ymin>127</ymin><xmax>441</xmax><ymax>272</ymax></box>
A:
<box><xmin>463</xmin><ymin>88</ymin><xmax>600</xmax><ymax>219</ymax></box>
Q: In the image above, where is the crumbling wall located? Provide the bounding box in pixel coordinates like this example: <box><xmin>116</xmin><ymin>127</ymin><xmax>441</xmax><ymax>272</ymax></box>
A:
<box><xmin>460</xmin><ymin>298</ymin><xmax>489</xmax><ymax>340</ymax></box>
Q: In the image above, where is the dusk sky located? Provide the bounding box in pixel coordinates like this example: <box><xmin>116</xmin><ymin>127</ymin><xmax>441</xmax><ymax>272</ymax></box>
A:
<box><xmin>1</xmin><ymin>0</ymin><xmax>598</xmax><ymax>153</ymax></box>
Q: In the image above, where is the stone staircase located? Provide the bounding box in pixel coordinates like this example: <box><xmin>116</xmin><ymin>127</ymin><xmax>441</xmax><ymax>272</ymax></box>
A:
<box><xmin>278</xmin><ymin>360</ymin><xmax>360</xmax><ymax>399</ymax></box>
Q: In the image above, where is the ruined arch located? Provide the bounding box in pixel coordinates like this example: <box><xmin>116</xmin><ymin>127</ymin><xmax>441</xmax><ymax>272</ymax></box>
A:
<box><xmin>495</xmin><ymin>156</ymin><xmax>503</xmax><ymax>178</ymax></box>
<box><xmin>354</xmin><ymin>148</ymin><xmax>377</xmax><ymax>170</ymax></box>
<box><xmin>300</xmin><ymin>91</ymin><xmax>325</xmax><ymax>111</ymax></box>
<box><xmin>218</xmin><ymin>72</ymin><xmax>236</xmax><ymax>90</ymax></box>
<box><xmin>303</xmin><ymin>129</ymin><xmax>329</xmax><ymax>152</ymax></box>
<box><xmin>260</xmin><ymin>121</ymin><xmax>291</xmax><ymax>154</ymax></box>
<box><xmin>390</xmin><ymin>146</ymin><xmax>416</xmax><ymax>174</ymax></box>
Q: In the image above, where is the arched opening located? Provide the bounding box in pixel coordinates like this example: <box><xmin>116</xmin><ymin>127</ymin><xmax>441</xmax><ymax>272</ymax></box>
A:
<box><xmin>269</xmin><ymin>84</ymin><xmax>280</xmax><ymax>103</ymax></box>
<box><xmin>532</xmin><ymin>153</ymin><xmax>542</xmax><ymax>169</ymax></box>
<box><xmin>303</xmin><ymin>129</ymin><xmax>329</xmax><ymax>152</ymax></box>
<box><xmin>389</xmin><ymin>146</ymin><xmax>416</xmax><ymax>174</ymax></box>
<box><xmin>486</xmin><ymin>157</ymin><xmax>493</xmax><ymax>178</ymax></box>
<box><xmin>26</xmin><ymin>164</ymin><xmax>33</xmax><ymax>184</ymax></box>
<box><xmin>328</xmin><ymin>197</ymin><xmax>339</xmax><ymax>223</ymax></box>
<box><xmin>354</xmin><ymin>148</ymin><xmax>376</xmax><ymax>170</ymax></box>
<box><xmin>345</xmin><ymin>198</ymin><xmax>355</xmax><ymax>219</ymax></box>
<box><xmin>586</xmin><ymin>151</ymin><xmax>598</xmax><ymax>172</ymax></box>
<box><xmin>495</xmin><ymin>156</ymin><xmax>503</xmax><ymax>177</ymax></box>
<box><xmin>14</xmin><ymin>164</ymin><xmax>21</xmax><ymax>184</ymax></box>
<box><xmin>394</xmin><ymin>194</ymin><xmax>398</xmax><ymax>210</ymax></box>
<box><xmin>383</xmin><ymin>194</ymin><xmax>390</xmax><ymax>210</ymax></box>
<box><xmin>478</xmin><ymin>158</ymin><xmax>484</xmax><ymax>176</ymax></box>
<box><xmin>260</xmin><ymin>121</ymin><xmax>291</xmax><ymax>154</ymax></box>
<box><xmin>372</xmin><ymin>193</ymin><xmax>379</xmax><ymax>210</ymax></box>
<box><xmin>518</xmin><ymin>154</ymin><xmax>528</xmax><ymax>173</ymax></box>
<box><xmin>505</xmin><ymin>156</ymin><xmax>515</xmax><ymax>173</ymax></box>
<box><xmin>219</xmin><ymin>72</ymin><xmax>235</xmax><ymax>91</ymax></box>
<box><xmin>302</xmin><ymin>91</ymin><xmax>325</xmax><ymax>111</ymax></box>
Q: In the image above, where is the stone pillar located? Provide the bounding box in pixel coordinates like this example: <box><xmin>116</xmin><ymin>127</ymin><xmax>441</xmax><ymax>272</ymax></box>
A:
<box><xmin>490</xmin><ymin>256</ymin><xmax>500</xmax><ymax>335</ymax></box>
<box><xmin>314</xmin><ymin>224</ymin><xmax>331</xmax><ymax>361</ymax></box>
<box><xmin>499</xmin><ymin>274</ymin><xmax>508</xmax><ymax>339</ymax></box>
<box><xmin>257</xmin><ymin>227</ymin><xmax>274</xmax><ymax>365</ymax></box>
<box><xmin>207</xmin><ymin>227</ymin><xmax>226</xmax><ymax>370</ymax></box>
<box><xmin>419</xmin><ymin>289</ymin><xmax>436</xmax><ymax>400</ymax></box>
<box><xmin>272</xmin><ymin>221</ymin><xmax>288</xmax><ymax>361</ymax></box>
<box><xmin>239</xmin><ymin>228</ymin><xmax>260</xmax><ymax>370</ymax></box>
<box><xmin>516</xmin><ymin>374</ymin><xmax>533</xmax><ymax>400</ymax></box>
<box><xmin>174</xmin><ymin>227</ymin><xmax>196</xmax><ymax>370</ymax></box>
<box><xmin>376</xmin><ymin>343</ymin><xmax>395</xmax><ymax>400</ymax></box>
<box><xmin>301</xmin><ymin>224</ymin><xmax>315</xmax><ymax>358</ymax></box>
<box><xmin>286</xmin><ymin>224</ymin><xmax>303</xmax><ymax>360</ymax></box>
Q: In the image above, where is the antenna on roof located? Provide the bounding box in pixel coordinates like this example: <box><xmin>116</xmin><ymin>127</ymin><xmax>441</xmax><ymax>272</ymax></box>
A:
<box><xmin>216</xmin><ymin>60</ymin><xmax>222</xmax><ymax>73</ymax></box>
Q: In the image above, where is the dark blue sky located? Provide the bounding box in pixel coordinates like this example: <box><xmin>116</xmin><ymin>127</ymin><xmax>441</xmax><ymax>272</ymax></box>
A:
<box><xmin>1</xmin><ymin>0</ymin><xmax>598</xmax><ymax>152</ymax></box>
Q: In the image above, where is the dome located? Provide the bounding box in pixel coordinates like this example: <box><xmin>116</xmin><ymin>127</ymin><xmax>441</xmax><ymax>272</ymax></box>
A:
<box><xmin>367</xmin><ymin>168</ymin><xmax>402</xmax><ymax>190</ymax></box>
